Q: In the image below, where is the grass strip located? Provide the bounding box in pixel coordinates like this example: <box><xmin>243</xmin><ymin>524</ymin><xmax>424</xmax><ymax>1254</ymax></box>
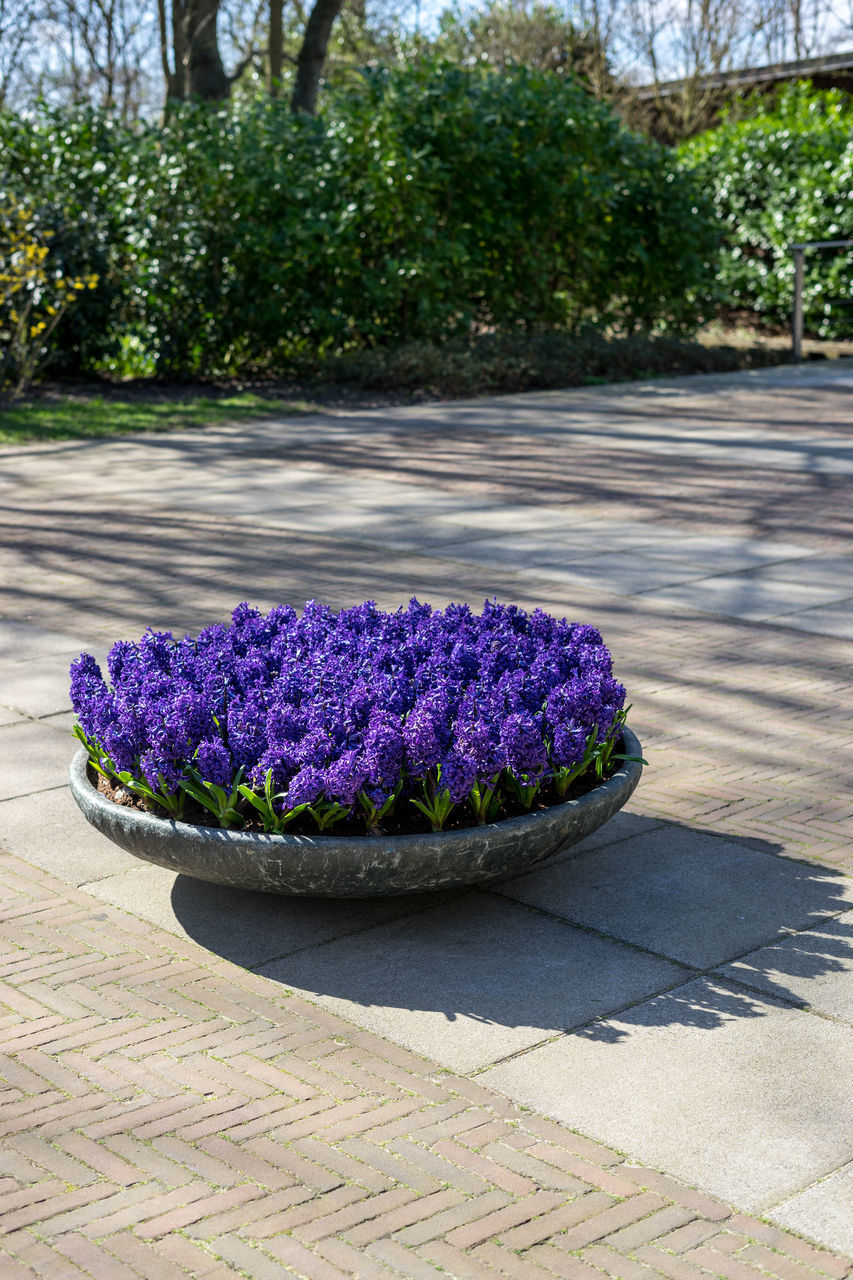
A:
<box><xmin>0</xmin><ymin>393</ymin><xmax>307</xmax><ymax>446</ymax></box>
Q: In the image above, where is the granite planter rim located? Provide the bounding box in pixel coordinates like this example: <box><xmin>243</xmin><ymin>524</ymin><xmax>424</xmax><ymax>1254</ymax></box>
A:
<box><xmin>69</xmin><ymin>727</ymin><xmax>643</xmax><ymax>898</ymax></box>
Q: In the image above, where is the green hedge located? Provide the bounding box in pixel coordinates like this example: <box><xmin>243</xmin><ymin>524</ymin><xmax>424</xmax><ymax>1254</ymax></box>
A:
<box><xmin>1</xmin><ymin>64</ymin><xmax>718</xmax><ymax>377</ymax></box>
<box><xmin>681</xmin><ymin>85</ymin><xmax>853</xmax><ymax>338</ymax></box>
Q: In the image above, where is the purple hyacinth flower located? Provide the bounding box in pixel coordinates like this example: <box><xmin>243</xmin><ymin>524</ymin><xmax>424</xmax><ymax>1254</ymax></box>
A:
<box><xmin>196</xmin><ymin>738</ymin><xmax>233</xmax><ymax>788</ymax></box>
<box><xmin>70</xmin><ymin>596</ymin><xmax>628</xmax><ymax>831</ymax></box>
<box><xmin>323</xmin><ymin>750</ymin><xmax>367</xmax><ymax>807</ymax></box>
<box><xmin>403</xmin><ymin>704</ymin><xmax>442</xmax><ymax>775</ymax></box>
<box><xmin>362</xmin><ymin>711</ymin><xmax>404</xmax><ymax>788</ymax></box>
<box><xmin>500</xmin><ymin>711</ymin><xmax>547</xmax><ymax>778</ymax></box>
<box><xmin>285</xmin><ymin>765</ymin><xmax>324</xmax><ymax>809</ymax></box>
<box><xmin>439</xmin><ymin>751</ymin><xmax>477</xmax><ymax>803</ymax></box>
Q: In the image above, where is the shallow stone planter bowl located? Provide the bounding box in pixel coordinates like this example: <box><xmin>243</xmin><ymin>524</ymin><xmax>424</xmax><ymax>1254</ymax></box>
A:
<box><xmin>69</xmin><ymin>729</ymin><xmax>642</xmax><ymax>898</ymax></box>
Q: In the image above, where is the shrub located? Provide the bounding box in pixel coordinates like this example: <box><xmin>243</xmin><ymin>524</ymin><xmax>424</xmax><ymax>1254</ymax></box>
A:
<box><xmin>323</xmin><ymin>64</ymin><xmax>717</xmax><ymax>341</ymax></box>
<box><xmin>1</xmin><ymin>66</ymin><xmax>718</xmax><ymax>377</ymax></box>
<box><xmin>0</xmin><ymin>112</ymin><xmax>132</xmax><ymax>373</ymax></box>
<box><xmin>290</xmin><ymin>330</ymin><xmax>788</xmax><ymax>398</ymax></box>
<box><xmin>681</xmin><ymin>85</ymin><xmax>853</xmax><ymax>338</ymax></box>
<box><xmin>70</xmin><ymin>599</ymin><xmax>633</xmax><ymax>835</ymax></box>
<box><xmin>0</xmin><ymin>193</ymin><xmax>97</xmax><ymax>394</ymax></box>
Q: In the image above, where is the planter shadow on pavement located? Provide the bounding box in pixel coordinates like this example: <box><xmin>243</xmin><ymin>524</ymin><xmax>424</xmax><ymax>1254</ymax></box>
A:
<box><xmin>167</xmin><ymin>816</ymin><xmax>853</xmax><ymax>1073</ymax></box>
<box><xmin>167</xmin><ymin>816</ymin><xmax>853</xmax><ymax>1221</ymax></box>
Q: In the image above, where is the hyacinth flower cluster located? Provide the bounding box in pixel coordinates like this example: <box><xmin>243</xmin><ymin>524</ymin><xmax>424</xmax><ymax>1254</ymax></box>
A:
<box><xmin>70</xmin><ymin>599</ymin><xmax>632</xmax><ymax>835</ymax></box>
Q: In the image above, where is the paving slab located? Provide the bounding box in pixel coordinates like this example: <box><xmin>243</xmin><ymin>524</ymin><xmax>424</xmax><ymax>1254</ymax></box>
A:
<box><xmin>740</xmin><ymin>554</ymin><xmax>853</xmax><ymax>589</ymax></box>
<box><xmin>436</xmin><ymin>503</ymin><xmax>590</xmax><ymax>533</ymax></box>
<box><xmin>431</xmin><ymin>531</ymin><xmax>844</xmax><ymax>604</ymax></box>
<box><xmin>479</xmin><ymin>975</ymin><xmax>853</xmax><ymax>1213</ymax></box>
<box><xmin>495</xmin><ymin>826</ymin><xmax>853</xmax><ymax>969</ymax></box>
<box><xmin>435</xmin><ymin>527</ymin><xmax>666</xmax><ymax>568</ymax></box>
<box><xmin>523</xmin><ymin>555</ymin><xmax>719</xmax><ymax>595</ymax></box>
<box><xmin>550</xmin><ymin>810</ymin><xmax>668</xmax><ymax>858</ymax></box>
<box><xmin>634</xmin><ymin>533</ymin><xmax>817</xmax><ymax>567</ymax></box>
<box><xmin>0</xmin><ymin>787</ymin><xmax>141</xmax><ymax>884</ymax></box>
<box><xmin>0</xmin><ymin>653</ymin><xmax>90</xmax><ymax>719</ymax></box>
<box><xmin>38</xmin><ymin>710</ymin><xmax>78</xmax><ymax>734</ymax></box>
<box><xmin>773</xmin><ymin>601</ymin><xmax>853</xmax><ymax>640</ymax></box>
<box><xmin>0</xmin><ymin>718</ymin><xmax>79</xmax><ymax>801</ymax></box>
<box><xmin>719</xmin><ymin>911</ymin><xmax>853</xmax><ymax>1022</ymax></box>
<box><xmin>238</xmin><ymin>510</ymin><xmax>481</xmax><ymax>552</ymax></box>
<box><xmin>0</xmin><ymin>619</ymin><xmax>90</xmax><ymax>662</ymax></box>
<box><xmin>144</xmin><ymin>484</ymin><xmax>331</xmax><ymax>520</ymax></box>
<box><xmin>769</xmin><ymin>1163</ymin><xmax>853</xmax><ymax>1259</ymax></box>
<box><xmin>639</xmin><ymin>573</ymin><xmax>852</xmax><ymax>620</ymax></box>
<box><xmin>441</xmin><ymin>526</ymin><xmax>817</xmax><ymax>572</ymax></box>
<box><xmin>84</xmin><ymin>864</ymin><xmax>462</xmax><ymax>969</ymax></box>
<box><xmin>256</xmin><ymin>894</ymin><xmax>688</xmax><ymax>1073</ymax></box>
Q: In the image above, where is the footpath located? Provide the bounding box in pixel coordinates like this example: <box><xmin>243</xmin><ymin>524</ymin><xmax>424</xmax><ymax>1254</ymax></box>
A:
<box><xmin>0</xmin><ymin>362</ymin><xmax>851</xmax><ymax>1278</ymax></box>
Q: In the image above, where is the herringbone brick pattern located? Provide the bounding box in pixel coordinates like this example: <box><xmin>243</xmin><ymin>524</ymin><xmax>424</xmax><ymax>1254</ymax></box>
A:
<box><xmin>1</xmin><ymin>855</ymin><xmax>850</xmax><ymax>1280</ymax></box>
<box><xmin>610</xmin><ymin>613</ymin><xmax>853</xmax><ymax>871</ymax></box>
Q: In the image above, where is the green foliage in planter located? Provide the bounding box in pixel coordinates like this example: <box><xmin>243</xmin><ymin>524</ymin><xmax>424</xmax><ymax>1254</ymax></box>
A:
<box><xmin>681</xmin><ymin>85</ymin><xmax>853</xmax><ymax>338</ymax></box>
<box><xmin>0</xmin><ymin>65</ymin><xmax>717</xmax><ymax>378</ymax></box>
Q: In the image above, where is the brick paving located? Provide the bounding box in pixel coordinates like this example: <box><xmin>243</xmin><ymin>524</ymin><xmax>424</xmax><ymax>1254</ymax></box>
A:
<box><xmin>1</xmin><ymin>856</ymin><xmax>851</xmax><ymax>1280</ymax></box>
<box><xmin>1</xmin><ymin>363</ymin><xmax>852</xmax><ymax>1276</ymax></box>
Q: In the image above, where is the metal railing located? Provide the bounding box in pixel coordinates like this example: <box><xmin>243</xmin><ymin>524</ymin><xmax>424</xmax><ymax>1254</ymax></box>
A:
<box><xmin>789</xmin><ymin>238</ymin><xmax>853</xmax><ymax>359</ymax></box>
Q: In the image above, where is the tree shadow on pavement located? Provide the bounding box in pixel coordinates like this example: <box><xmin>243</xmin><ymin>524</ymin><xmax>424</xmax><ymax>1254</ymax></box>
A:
<box><xmin>169</xmin><ymin>815</ymin><xmax>852</xmax><ymax>1047</ymax></box>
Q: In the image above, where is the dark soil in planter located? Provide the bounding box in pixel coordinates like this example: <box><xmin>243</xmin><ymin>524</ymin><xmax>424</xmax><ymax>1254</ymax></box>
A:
<box><xmin>92</xmin><ymin>743</ymin><xmax>624</xmax><ymax>838</ymax></box>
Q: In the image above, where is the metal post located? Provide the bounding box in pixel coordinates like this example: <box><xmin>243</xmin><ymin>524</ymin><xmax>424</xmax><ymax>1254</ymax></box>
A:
<box><xmin>792</xmin><ymin>246</ymin><xmax>805</xmax><ymax>361</ymax></box>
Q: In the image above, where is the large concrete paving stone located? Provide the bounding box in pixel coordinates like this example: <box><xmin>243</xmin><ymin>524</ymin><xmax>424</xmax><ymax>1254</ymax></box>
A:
<box><xmin>0</xmin><ymin>620</ymin><xmax>90</xmax><ymax>662</ymax></box>
<box><xmin>436</xmin><ymin>503</ymin><xmax>592</xmax><ymax>534</ymax></box>
<box><xmin>551</xmin><ymin>811</ymin><xmax>667</xmax><ymax>860</ymax></box>
<box><xmin>744</xmin><ymin>554</ymin><xmax>853</xmax><ymax>589</ymax></box>
<box><xmin>719</xmin><ymin>911</ymin><xmax>853</xmax><ymax>1023</ymax></box>
<box><xmin>0</xmin><ymin>719</ymin><xmax>78</xmax><ymax>800</ymax></box>
<box><xmin>495</xmin><ymin>826</ymin><xmax>853</xmax><ymax>969</ymax></box>
<box><xmin>480</xmin><ymin>975</ymin><xmax>853</xmax><ymax>1214</ymax></box>
<box><xmin>85</xmin><ymin>864</ymin><xmax>462</xmax><ymax>970</ymax></box>
<box><xmin>640</xmin><ymin>536</ymin><xmax>815</xmax><ymax>571</ymax></box>
<box><xmin>778</xmin><ymin>601</ymin><xmax>853</xmax><ymax>642</ymax></box>
<box><xmin>237</xmin><ymin>504</ymin><xmax>403</xmax><ymax>537</ymax></box>
<box><xmin>0</xmin><ymin>653</ymin><xmax>82</xmax><ymax>718</ymax></box>
<box><xmin>521</xmin><ymin>556</ymin><xmax>714</xmax><ymax>596</ymax></box>
<box><xmin>40</xmin><ymin>711</ymin><xmax>77</xmax><ymax>734</ymax></box>
<box><xmin>0</xmin><ymin>786</ymin><xmax>139</xmax><ymax>884</ymax></box>
<box><xmin>639</xmin><ymin>576</ymin><xmax>849</xmax><ymax>622</ymax></box>
<box><xmin>256</xmin><ymin>894</ymin><xmax>688</xmax><ymax>1073</ymax></box>
<box><xmin>239</xmin><ymin>509</ymin><xmax>464</xmax><ymax>554</ymax></box>
<box><xmin>769</xmin><ymin>1163</ymin><xmax>853</xmax><ymax>1259</ymax></box>
<box><xmin>434</xmin><ymin>527</ymin><xmax>663</xmax><ymax>570</ymax></box>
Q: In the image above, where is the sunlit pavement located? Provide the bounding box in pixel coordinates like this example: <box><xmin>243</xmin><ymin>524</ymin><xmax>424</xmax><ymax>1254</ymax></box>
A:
<box><xmin>0</xmin><ymin>361</ymin><xmax>851</xmax><ymax>1275</ymax></box>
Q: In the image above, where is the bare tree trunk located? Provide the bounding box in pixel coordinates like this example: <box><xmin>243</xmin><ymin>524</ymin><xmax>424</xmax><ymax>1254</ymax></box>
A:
<box><xmin>162</xmin><ymin>0</ymin><xmax>228</xmax><ymax>101</ymax></box>
<box><xmin>171</xmin><ymin>0</ymin><xmax>187</xmax><ymax>96</ymax></box>
<box><xmin>184</xmin><ymin>0</ymin><xmax>229</xmax><ymax>99</ymax></box>
<box><xmin>158</xmin><ymin>0</ymin><xmax>180</xmax><ymax>99</ymax></box>
<box><xmin>291</xmin><ymin>0</ymin><xmax>343</xmax><ymax>115</ymax></box>
<box><xmin>268</xmin><ymin>0</ymin><xmax>283</xmax><ymax>94</ymax></box>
